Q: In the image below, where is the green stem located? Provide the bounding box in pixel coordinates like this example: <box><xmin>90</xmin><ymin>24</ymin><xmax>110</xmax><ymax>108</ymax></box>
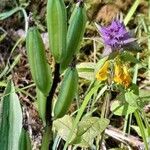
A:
<box><xmin>132</xmin><ymin>53</ymin><xmax>139</xmax><ymax>84</ymax></box>
<box><xmin>101</xmin><ymin>91</ymin><xmax>110</xmax><ymax>119</ymax></box>
<box><xmin>123</xmin><ymin>114</ymin><xmax>128</xmax><ymax>133</ymax></box>
<box><xmin>124</xmin><ymin>0</ymin><xmax>141</xmax><ymax>26</ymax></box>
<box><xmin>142</xmin><ymin>111</ymin><xmax>150</xmax><ymax>137</ymax></box>
<box><xmin>99</xmin><ymin>91</ymin><xmax>110</xmax><ymax>147</ymax></box>
<box><xmin>128</xmin><ymin>114</ymin><xmax>132</xmax><ymax>135</ymax></box>
<box><xmin>121</xmin><ymin>113</ymin><xmax>129</xmax><ymax>148</ymax></box>
<box><xmin>134</xmin><ymin>110</ymin><xmax>149</xmax><ymax>150</ymax></box>
<box><xmin>20</xmin><ymin>7</ymin><xmax>28</xmax><ymax>35</ymax></box>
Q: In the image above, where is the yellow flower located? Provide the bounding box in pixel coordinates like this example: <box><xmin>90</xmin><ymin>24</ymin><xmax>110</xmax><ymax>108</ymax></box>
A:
<box><xmin>96</xmin><ymin>61</ymin><xmax>109</xmax><ymax>81</ymax></box>
<box><xmin>122</xmin><ymin>65</ymin><xmax>131</xmax><ymax>88</ymax></box>
<box><xmin>114</xmin><ymin>62</ymin><xmax>131</xmax><ymax>88</ymax></box>
<box><xmin>96</xmin><ymin>59</ymin><xmax>131</xmax><ymax>88</ymax></box>
<box><xmin>113</xmin><ymin>62</ymin><xmax>124</xmax><ymax>85</ymax></box>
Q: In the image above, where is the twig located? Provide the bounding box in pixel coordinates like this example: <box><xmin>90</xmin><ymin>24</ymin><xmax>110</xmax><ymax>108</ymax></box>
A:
<box><xmin>105</xmin><ymin>126</ymin><xmax>144</xmax><ymax>149</ymax></box>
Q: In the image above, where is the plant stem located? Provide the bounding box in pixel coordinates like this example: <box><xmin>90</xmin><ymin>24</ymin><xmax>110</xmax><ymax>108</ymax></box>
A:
<box><xmin>134</xmin><ymin>111</ymin><xmax>149</xmax><ymax>150</ymax></box>
<box><xmin>123</xmin><ymin>114</ymin><xmax>129</xmax><ymax>134</ymax></box>
<box><xmin>46</xmin><ymin>63</ymin><xmax>60</xmax><ymax>149</ymax></box>
<box><xmin>99</xmin><ymin>91</ymin><xmax>110</xmax><ymax>147</ymax></box>
<box><xmin>101</xmin><ymin>91</ymin><xmax>110</xmax><ymax>118</ymax></box>
<box><xmin>121</xmin><ymin>113</ymin><xmax>129</xmax><ymax>148</ymax></box>
<box><xmin>142</xmin><ymin>111</ymin><xmax>150</xmax><ymax>137</ymax></box>
<box><xmin>124</xmin><ymin>0</ymin><xmax>141</xmax><ymax>26</ymax></box>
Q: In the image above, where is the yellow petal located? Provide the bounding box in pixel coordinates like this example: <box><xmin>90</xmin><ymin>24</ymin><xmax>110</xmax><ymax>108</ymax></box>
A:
<box><xmin>114</xmin><ymin>62</ymin><xmax>131</xmax><ymax>88</ymax></box>
<box><xmin>96</xmin><ymin>61</ymin><xmax>109</xmax><ymax>81</ymax></box>
<box><xmin>122</xmin><ymin>65</ymin><xmax>131</xmax><ymax>88</ymax></box>
<box><xmin>113</xmin><ymin>62</ymin><xmax>123</xmax><ymax>84</ymax></box>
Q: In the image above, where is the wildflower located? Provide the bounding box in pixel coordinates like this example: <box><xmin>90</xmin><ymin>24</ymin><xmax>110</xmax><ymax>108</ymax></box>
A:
<box><xmin>96</xmin><ymin>19</ymin><xmax>136</xmax><ymax>56</ymax></box>
<box><xmin>113</xmin><ymin>62</ymin><xmax>124</xmax><ymax>85</ymax></box>
<box><xmin>121</xmin><ymin>65</ymin><xmax>132</xmax><ymax>87</ymax></box>
<box><xmin>113</xmin><ymin>62</ymin><xmax>131</xmax><ymax>88</ymax></box>
<box><xmin>96</xmin><ymin>59</ymin><xmax>131</xmax><ymax>88</ymax></box>
<box><xmin>96</xmin><ymin>61</ymin><xmax>109</xmax><ymax>81</ymax></box>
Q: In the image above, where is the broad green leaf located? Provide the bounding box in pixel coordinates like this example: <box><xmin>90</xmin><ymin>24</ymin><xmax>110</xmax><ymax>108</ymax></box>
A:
<box><xmin>0</xmin><ymin>80</ymin><xmax>22</xmax><ymax>150</ymax></box>
<box><xmin>125</xmin><ymin>91</ymin><xmax>138</xmax><ymax>107</ymax></box>
<box><xmin>110</xmin><ymin>100</ymin><xmax>137</xmax><ymax>116</ymax></box>
<box><xmin>77</xmin><ymin>62</ymin><xmax>95</xmax><ymax>81</ymax></box>
<box><xmin>53</xmin><ymin>115</ymin><xmax>76</xmax><ymax>141</ymax></box>
<box><xmin>36</xmin><ymin>88</ymin><xmax>46</xmax><ymax>126</ymax></box>
<box><xmin>72</xmin><ymin>117</ymin><xmax>109</xmax><ymax>147</ymax></box>
<box><xmin>77</xmin><ymin>62</ymin><xmax>95</xmax><ymax>70</ymax></box>
<box><xmin>78</xmin><ymin>71</ymin><xmax>94</xmax><ymax>81</ymax></box>
<box><xmin>19</xmin><ymin>128</ymin><xmax>32</xmax><ymax>150</ymax></box>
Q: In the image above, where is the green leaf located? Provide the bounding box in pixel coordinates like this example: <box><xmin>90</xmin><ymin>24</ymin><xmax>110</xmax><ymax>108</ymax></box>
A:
<box><xmin>19</xmin><ymin>128</ymin><xmax>32</xmax><ymax>150</ymax></box>
<box><xmin>36</xmin><ymin>88</ymin><xmax>46</xmax><ymax>126</ymax></box>
<box><xmin>110</xmin><ymin>100</ymin><xmax>137</xmax><ymax>116</ymax></box>
<box><xmin>130</xmin><ymin>84</ymin><xmax>139</xmax><ymax>95</ymax></box>
<box><xmin>120</xmin><ymin>52</ymin><xmax>140</xmax><ymax>63</ymax></box>
<box><xmin>0</xmin><ymin>80</ymin><xmax>22</xmax><ymax>150</ymax></box>
<box><xmin>72</xmin><ymin>117</ymin><xmax>109</xmax><ymax>147</ymax></box>
<box><xmin>77</xmin><ymin>62</ymin><xmax>95</xmax><ymax>81</ymax></box>
<box><xmin>125</xmin><ymin>91</ymin><xmax>138</xmax><ymax>107</ymax></box>
<box><xmin>53</xmin><ymin>115</ymin><xmax>76</xmax><ymax>141</ymax></box>
<box><xmin>139</xmin><ymin>89</ymin><xmax>150</xmax><ymax>101</ymax></box>
<box><xmin>0</xmin><ymin>7</ymin><xmax>21</xmax><ymax>20</ymax></box>
<box><xmin>124</xmin><ymin>0</ymin><xmax>141</xmax><ymax>25</ymax></box>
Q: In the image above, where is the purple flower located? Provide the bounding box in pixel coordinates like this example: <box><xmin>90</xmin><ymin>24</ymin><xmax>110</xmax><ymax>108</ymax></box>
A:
<box><xmin>96</xmin><ymin>20</ymin><xmax>136</xmax><ymax>56</ymax></box>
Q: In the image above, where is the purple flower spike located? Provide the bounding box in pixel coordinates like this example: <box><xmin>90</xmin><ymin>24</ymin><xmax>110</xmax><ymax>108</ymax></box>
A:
<box><xmin>96</xmin><ymin>20</ymin><xmax>137</xmax><ymax>56</ymax></box>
